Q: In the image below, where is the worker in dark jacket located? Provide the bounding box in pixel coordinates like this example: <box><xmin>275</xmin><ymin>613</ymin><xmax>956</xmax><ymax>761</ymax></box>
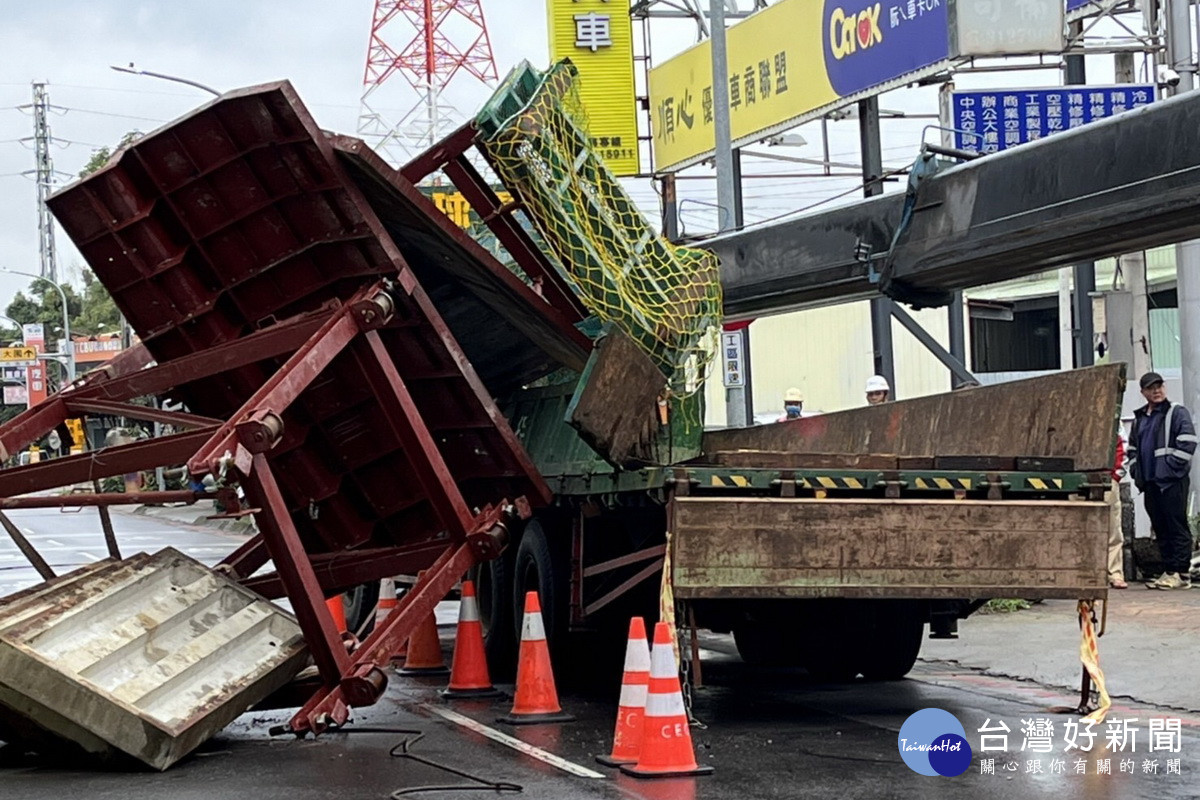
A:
<box><xmin>1128</xmin><ymin>372</ymin><xmax>1198</xmax><ymax>590</ymax></box>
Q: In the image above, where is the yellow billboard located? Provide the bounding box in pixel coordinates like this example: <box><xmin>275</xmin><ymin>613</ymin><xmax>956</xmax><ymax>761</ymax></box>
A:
<box><xmin>548</xmin><ymin>0</ymin><xmax>640</xmax><ymax>176</ymax></box>
<box><xmin>649</xmin><ymin>0</ymin><xmax>951</xmax><ymax>171</ymax></box>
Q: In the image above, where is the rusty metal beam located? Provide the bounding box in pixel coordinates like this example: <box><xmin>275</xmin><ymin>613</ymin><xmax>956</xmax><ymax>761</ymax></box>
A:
<box><xmin>245</xmin><ymin>453</ymin><xmax>350</xmax><ymax>688</ymax></box>
<box><xmin>359</xmin><ymin>331</ymin><xmax>474</xmax><ymax>539</ymax></box>
<box><xmin>0</xmin><ymin>490</ymin><xmax>209</xmax><ymax>509</ymax></box>
<box><xmin>584</xmin><ymin>559</ymin><xmax>663</xmax><ymax>617</ymax></box>
<box><xmin>219</xmin><ymin>534</ymin><xmax>271</xmax><ymax>582</ymax></box>
<box><xmin>187</xmin><ymin>304</ymin><xmax>368</xmax><ymax>476</ymax></box>
<box><xmin>0</xmin><ymin>510</ymin><xmax>55</xmax><ymax>580</ymax></box>
<box><xmin>0</xmin><ymin>428</ymin><xmax>217</xmax><ymax>498</ymax></box>
<box><xmin>0</xmin><ymin>396</ymin><xmax>68</xmax><ymax>462</ymax></box>
<box><xmin>399</xmin><ymin>123</ymin><xmax>477</xmax><ymax>184</ymax></box>
<box><xmin>240</xmin><ymin>540</ymin><xmax>449</xmax><ymax>599</ymax></box>
<box><xmin>65</xmin><ymin>398</ymin><xmax>220</xmax><ymax>429</ymax></box>
<box><xmin>582</xmin><ymin>544</ymin><xmax>667</xmax><ymax>578</ymax></box>
<box><xmin>82</xmin><ymin>313</ymin><xmax>330</xmax><ymax>403</ymax></box>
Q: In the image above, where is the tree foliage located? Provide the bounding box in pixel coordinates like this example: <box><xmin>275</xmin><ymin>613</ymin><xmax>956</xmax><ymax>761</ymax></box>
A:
<box><xmin>79</xmin><ymin>130</ymin><xmax>143</xmax><ymax>178</ymax></box>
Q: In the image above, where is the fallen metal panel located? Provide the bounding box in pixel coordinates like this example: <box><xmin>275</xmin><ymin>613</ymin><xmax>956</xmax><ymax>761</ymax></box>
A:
<box><xmin>701</xmin><ymin>363</ymin><xmax>1124</xmax><ymax>473</ymax></box>
<box><xmin>330</xmin><ymin>134</ymin><xmax>592</xmax><ymax>394</ymax></box>
<box><xmin>708</xmin><ymin>90</ymin><xmax>1200</xmax><ymax>316</ymax></box>
<box><xmin>671</xmin><ymin>496</ymin><xmax>1108</xmax><ymax>600</ymax></box>
<box><xmin>0</xmin><ymin>548</ymin><xmax>307</xmax><ymax>770</ymax></box>
<box><xmin>45</xmin><ymin>82</ymin><xmax>550</xmax><ymax>556</ymax></box>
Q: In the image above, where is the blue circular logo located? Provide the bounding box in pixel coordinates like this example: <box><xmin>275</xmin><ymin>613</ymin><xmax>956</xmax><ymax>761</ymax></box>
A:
<box><xmin>897</xmin><ymin>708</ymin><xmax>972</xmax><ymax>777</ymax></box>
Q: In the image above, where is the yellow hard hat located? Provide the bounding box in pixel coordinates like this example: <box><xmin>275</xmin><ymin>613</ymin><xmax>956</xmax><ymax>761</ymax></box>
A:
<box><xmin>784</xmin><ymin>387</ymin><xmax>804</xmax><ymax>403</ymax></box>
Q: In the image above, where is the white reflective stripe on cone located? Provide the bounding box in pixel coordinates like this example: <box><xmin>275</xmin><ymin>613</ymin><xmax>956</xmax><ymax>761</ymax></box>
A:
<box><xmin>648</xmin><ymin>640</ymin><xmax>675</xmax><ymax>679</ymax></box>
<box><xmin>522</xmin><ymin>611</ymin><xmax>546</xmax><ymax>641</ymax></box>
<box><xmin>623</xmin><ymin>639</ymin><xmax>651</xmax><ymax>672</ymax></box>
<box><xmin>644</xmin><ymin>690</ymin><xmax>686</xmax><ymax>718</ymax></box>
<box><xmin>618</xmin><ymin>683</ymin><xmax>649</xmax><ymax>707</ymax></box>
<box><xmin>459</xmin><ymin>596</ymin><xmax>480</xmax><ymax>623</ymax></box>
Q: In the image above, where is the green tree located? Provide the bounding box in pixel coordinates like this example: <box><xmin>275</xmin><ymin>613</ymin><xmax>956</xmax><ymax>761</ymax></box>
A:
<box><xmin>79</xmin><ymin>130</ymin><xmax>143</xmax><ymax>178</ymax></box>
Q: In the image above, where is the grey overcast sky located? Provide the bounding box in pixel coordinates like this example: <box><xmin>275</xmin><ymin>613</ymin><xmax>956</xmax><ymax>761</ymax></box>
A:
<box><xmin>0</xmin><ymin>1</ymin><xmax>1138</xmax><ymax>318</ymax></box>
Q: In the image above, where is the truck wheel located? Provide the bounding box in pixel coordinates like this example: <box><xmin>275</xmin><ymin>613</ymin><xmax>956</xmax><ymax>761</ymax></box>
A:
<box><xmin>858</xmin><ymin>601</ymin><xmax>925</xmax><ymax>681</ymax></box>
<box><xmin>341</xmin><ymin>581</ymin><xmax>380</xmax><ymax>639</ymax></box>
<box><xmin>801</xmin><ymin>636</ymin><xmax>859</xmax><ymax>682</ymax></box>
<box><xmin>470</xmin><ymin>546</ymin><xmax>518</xmax><ymax>680</ymax></box>
<box><xmin>512</xmin><ymin>520</ymin><xmax>567</xmax><ymax>649</ymax></box>
<box><xmin>734</xmin><ymin>623</ymin><xmax>799</xmax><ymax>666</ymax></box>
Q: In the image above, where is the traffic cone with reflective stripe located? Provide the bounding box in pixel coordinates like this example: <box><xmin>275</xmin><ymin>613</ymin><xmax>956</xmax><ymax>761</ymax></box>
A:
<box><xmin>496</xmin><ymin>591</ymin><xmax>574</xmax><ymax>724</ymax></box>
<box><xmin>597</xmin><ymin>617</ymin><xmax>651</xmax><ymax>767</ymax></box>
<box><xmin>399</xmin><ymin>573</ymin><xmax>448</xmax><ymax>676</ymax></box>
<box><xmin>375</xmin><ymin>578</ymin><xmax>407</xmax><ymax>662</ymax></box>
<box><xmin>442</xmin><ymin>580</ymin><xmax>503</xmax><ymax>699</ymax></box>
<box><xmin>620</xmin><ymin>622</ymin><xmax>713</xmax><ymax>778</ymax></box>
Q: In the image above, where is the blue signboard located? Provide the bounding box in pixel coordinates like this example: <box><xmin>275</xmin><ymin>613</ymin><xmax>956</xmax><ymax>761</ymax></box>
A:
<box><xmin>821</xmin><ymin>0</ymin><xmax>950</xmax><ymax>97</ymax></box>
<box><xmin>1067</xmin><ymin>0</ymin><xmax>1092</xmax><ymax>10</ymax></box>
<box><xmin>951</xmin><ymin>85</ymin><xmax>1155</xmax><ymax>153</ymax></box>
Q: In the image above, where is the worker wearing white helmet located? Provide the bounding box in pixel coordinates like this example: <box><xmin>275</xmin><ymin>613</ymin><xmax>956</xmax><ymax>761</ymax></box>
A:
<box><xmin>777</xmin><ymin>387</ymin><xmax>804</xmax><ymax>422</ymax></box>
<box><xmin>865</xmin><ymin>375</ymin><xmax>890</xmax><ymax>405</ymax></box>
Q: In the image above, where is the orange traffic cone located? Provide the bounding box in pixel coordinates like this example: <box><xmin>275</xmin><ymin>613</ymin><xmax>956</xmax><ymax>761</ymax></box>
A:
<box><xmin>496</xmin><ymin>591</ymin><xmax>573</xmax><ymax>724</ymax></box>
<box><xmin>620</xmin><ymin>622</ymin><xmax>713</xmax><ymax>778</ymax></box>
<box><xmin>442</xmin><ymin>580</ymin><xmax>503</xmax><ymax>699</ymax></box>
<box><xmin>597</xmin><ymin>617</ymin><xmax>651</xmax><ymax>767</ymax></box>
<box><xmin>326</xmin><ymin>594</ymin><xmax>347</xmax><ymax>633</ymax></box>
<box><xmin>399</xmin><ymin>579</ymin><xmax>448</xmax><ymax>676</ymax></box>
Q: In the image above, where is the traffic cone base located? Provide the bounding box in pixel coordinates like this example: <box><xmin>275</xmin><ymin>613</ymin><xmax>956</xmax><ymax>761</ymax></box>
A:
<box><xmin>496</xmin><ymin>591</ymin><xmax>572</xmax><ymax>726</ymax></box>
<box><xmin>620</xmin><ymin>622</ymin><xmax>713</xmax><ymax>779</ymax></box>
<box><xmin>400</xmin><ymin>597</ymin><xmax>448</xmax><ymax>676</ymax></box>
<box><xmin>496</xmin><ymin>709</ymin><xmax>576</xmax><ymax>725</ymax></box>
<box><xmin>444</xmin><ymin>580</ymin><xmax>503</xmax><ymax>699</ymax></box>
<box><xmin>619</xmin><ymin>762</ymin><xmax>714</xmax><ymax>779</ymax></box>
<box><xmin>597</xmin><ymin>617</ymin><xmax>651</xmax><ymax>768</ymax></box>
<box><xmin>442</xmin><ymin>685</ymin><xmax>505</xmax><ymax>699</ymax></box>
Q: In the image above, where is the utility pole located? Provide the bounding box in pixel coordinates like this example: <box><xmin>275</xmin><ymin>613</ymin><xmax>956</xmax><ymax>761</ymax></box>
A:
<box><xmin>711</xmin><ymin>0</ymin><xmax>752</xmax><ymax>426</ymax></box>
<box><xmin>861</xmin><ymin>96</ymin><xmax>895</xmax><ymax>395</ymax></box>
<box><xmin>27</xmin><ymin>82</ymin><xmax>59</xmax><ymax>284</ymax></box>
<box><xmin>1065</xmin><ymin>26</ymin><xmax>1094</xmax><ymax>369</ymax></box>
<box><xmin>1166</xmin><ymin>0</ymin><xmax>1200</xmax><ymax>506</ymax></box>
<box><xmin>1122</xmin><ymin>251</ymin><xmax>1151</xmax><ymax>379</ymax></box>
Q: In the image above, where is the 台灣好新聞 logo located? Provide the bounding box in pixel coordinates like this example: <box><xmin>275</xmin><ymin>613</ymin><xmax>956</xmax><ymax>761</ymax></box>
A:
<box><xmin>898</xmin><ymin>708</ymin><xmax>973</xmax><ymax>776</ymax></box>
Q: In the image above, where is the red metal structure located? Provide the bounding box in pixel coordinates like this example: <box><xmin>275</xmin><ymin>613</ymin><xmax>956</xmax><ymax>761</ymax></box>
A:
<box><xmin>359</xmin><ymin>0</ymin><xmax>499</xmax><ymax>163</ymax></box>
<box><xmin>363</xmin><ymin>0</ymin><xmax>499</xmax><ymax>93</ymax></box>
<box><xmin>0</xmin><ymin>83</ymin><xmax>588</xmax><ymax>736</ymax></box>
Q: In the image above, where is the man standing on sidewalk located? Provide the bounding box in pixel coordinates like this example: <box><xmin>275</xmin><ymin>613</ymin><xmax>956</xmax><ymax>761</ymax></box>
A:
<box><xmin>1128</xmin><ymin>372</ymin><xmax>1198</xmax><ymax>590</ymax></box>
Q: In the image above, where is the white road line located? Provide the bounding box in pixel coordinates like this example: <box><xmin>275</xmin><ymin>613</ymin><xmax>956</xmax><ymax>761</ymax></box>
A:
<box><xmin>43</xmin><ymin>537</ymin><xmax>65</xmax><ymax>547</ymax></box>
<box><xmin>422</xmin><ymin>705</ymin><xmax>605</xmax><ymax>779</ymax></box>
<box><xmin>78</xmin><ymin>552</ymin><xmax>103</xmax><ymax>562</ymax></box>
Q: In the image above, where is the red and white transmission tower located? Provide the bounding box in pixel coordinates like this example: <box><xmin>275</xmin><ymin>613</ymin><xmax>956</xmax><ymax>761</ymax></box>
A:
<box><xmin>358</xmin><ymin>0</ymin><xmax>499</xmax><ymax>167</ymax></box>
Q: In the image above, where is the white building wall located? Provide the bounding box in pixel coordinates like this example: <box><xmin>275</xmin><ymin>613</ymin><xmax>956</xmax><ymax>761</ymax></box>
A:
<box><xmin>704</xmin><ymin>299</ymin><xmax>959</xmax><ymax>426</ymax></box>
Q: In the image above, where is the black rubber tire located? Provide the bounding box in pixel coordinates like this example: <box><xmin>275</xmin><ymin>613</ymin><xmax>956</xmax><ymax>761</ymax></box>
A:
<box><xmin>858</xmin><ymin>601</ymin><xmax>926</xmax><ymax>681</ymax></box>
<box><xmin>512</xmin><ymin>519</ymin><xmax>568</xmax><ymax>648</ymax></box>
<box><xmin>470</xmin><ymin>546</ymin><xmax>518</xmax><ymax>681</ymax></box>
<box><xmin>733</xmin><ymin>623</ymin><xmax>799</xmax><ymax>667</ymax></box>
<box><xmin>342</xmin><ymin>581</ymin><xmax>381</xmax><ymax>640</ymax></box>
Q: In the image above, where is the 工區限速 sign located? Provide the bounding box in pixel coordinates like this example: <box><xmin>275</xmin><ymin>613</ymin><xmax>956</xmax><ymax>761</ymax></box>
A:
<box><xmin>649</xmin><ymin>0</ymin><xmax>950</xmax><ymax>171</ymax></box>
<box><xmin>951</xmin><ymin>85</ymin><xmax>1155</xmax><ymax>153</ymax></box>
<box><xmin>548</xmin><ymin>0</ymin><xmax>640</xmax><ymax>176</ymax></box>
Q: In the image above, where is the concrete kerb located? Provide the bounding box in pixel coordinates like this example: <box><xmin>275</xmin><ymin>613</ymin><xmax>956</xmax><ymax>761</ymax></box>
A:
<box><xmin>122</xmin><ymin>500</ymin><xmax>256</xmax><ymax>536</ymax></box>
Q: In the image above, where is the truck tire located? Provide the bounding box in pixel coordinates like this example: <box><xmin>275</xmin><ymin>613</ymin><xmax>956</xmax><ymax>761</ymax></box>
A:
<box><xmin>341</xmin><ymin>581</ymin><xmax>380</xmax><ymax>639</ymax></box>
<box><xmin>512</xmin><ymin>520</ymin><xmax>568</xmax><ymax>649</ymax></box>
<box><xmin>470</xmin><ymin>546</ymin><xmax>518</xmax><ymax>680</ymax></box>
<box><xmin>733</xmin><ymin>623</ymin><xmax>800</xmax><ymax>666</ymax></box>
<box><xmin>858</xmin><ymin>601</ymin><xmax>925</xmax><ymax>681</ymax></box>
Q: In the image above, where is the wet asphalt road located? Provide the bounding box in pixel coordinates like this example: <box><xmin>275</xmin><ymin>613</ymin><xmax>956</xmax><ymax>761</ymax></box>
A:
<box><xmin>3</xmin><ymin>511</ymin><xmax>1199</xmax><ymax>798</ymax></box>
<box><xmin>5</xmin><ymin>638</ymin><xmax>1200</xmax><ymax>800</ymax></box>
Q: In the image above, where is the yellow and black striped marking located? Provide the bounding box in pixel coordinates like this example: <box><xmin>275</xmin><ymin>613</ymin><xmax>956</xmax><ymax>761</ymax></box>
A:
<box><xmin>709</xmin><ymin>474</ymin><xmax>752</xmax><ymax>488</ymax></box>
<box><xmin>812</xmin><ymin>476</ymin><xmax>867</xmax><ymax>490</ymax></box>
<box><xmin>913</xmin><ymin>477</ymin><xmax>974</xmax><ymax>491</ymax></box>
<box><xmin>1025</xmin><ymin>477</ymin><xmax>1065</xmax><ymax>491</ymax></box>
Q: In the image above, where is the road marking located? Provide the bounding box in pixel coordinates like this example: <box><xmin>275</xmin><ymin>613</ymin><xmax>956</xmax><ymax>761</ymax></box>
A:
<box><xmin>43</xmin><ymin>537</ymin><xmax>65</xmax><ymax>547</ymax></box>
<box><xmin>78</xmin><ymin>552</ymin><xmax>103</xmax><ymax>562</ymax></box>
<box><xmin>422</xmin><ymin>705</ymin><xmax>605</xmax><ymax>778</ymax></box>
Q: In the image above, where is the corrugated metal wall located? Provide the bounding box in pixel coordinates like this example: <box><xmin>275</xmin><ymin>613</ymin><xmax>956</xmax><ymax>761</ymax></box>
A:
<box><xmin>704</xmin><ymin>300</ymin><xmax>958</xmax><ymax>426</ymax></box>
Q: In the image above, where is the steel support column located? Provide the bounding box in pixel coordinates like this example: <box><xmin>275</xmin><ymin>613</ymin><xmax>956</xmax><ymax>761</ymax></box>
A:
<box><xmin>889</xmin><ymin>303</ymin><xmax>977</xmax><ymax>387</ymax></box>
<box><xmin>948</xmin><ymin>290</ymin><xmax>967</xmax><ymax>388</ymax></box>
<box><xmin>860</xmin><ymin>96</ymin><xmax>895</xmax><ymax>394</ymax></box>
